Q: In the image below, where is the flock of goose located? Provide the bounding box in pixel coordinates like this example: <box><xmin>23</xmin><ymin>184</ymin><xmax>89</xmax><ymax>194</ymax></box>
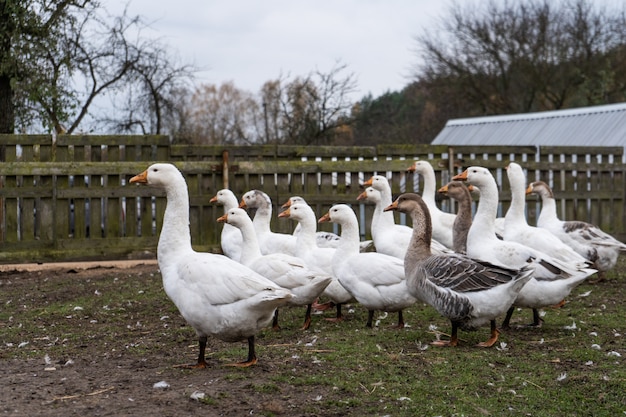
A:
<box><xmin>129</xmin><ymin>161</ymin><xmax>626</xmax><ymax>367</ymax></box>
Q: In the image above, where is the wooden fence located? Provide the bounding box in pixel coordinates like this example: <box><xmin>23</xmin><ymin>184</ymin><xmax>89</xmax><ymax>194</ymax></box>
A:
<box><xmin>1</xmin><ymin>134</ymin><xmax>624</xmax><ymax>264</ymax></box>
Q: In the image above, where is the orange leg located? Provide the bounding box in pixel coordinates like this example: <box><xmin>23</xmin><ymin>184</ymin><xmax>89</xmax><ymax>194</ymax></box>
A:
<box><xmin>325</xmin><ymin>303</ymin><xmax>344</xmax><ymax>322</ymax></box>
<box><xmin>477</xmin><ymin>320</ymin><xmax>500</xmax><ymax>348</ymax></box>
<box><xmin>225</xmin><ymin>336</ymin><xmax>258</xmax><ymax>367</ymax></box>
<box><xmin>312</xmin><ymin>298</ymin><xmax>335</xmax><ymax>311</ymax></box>
<box><xmin>432</xmin><ymin>322</ymin><xmax>459</xmax><ymax>347</ymax></box>
<box><xmin>301</xmin><ymin>305</ymin><xmax>313</xmax><ymax>330</ymax></box>
<box><xmin>174</xmin><ymin>336</ymin><xmax>209</xmax><ymax>369</ymax></box>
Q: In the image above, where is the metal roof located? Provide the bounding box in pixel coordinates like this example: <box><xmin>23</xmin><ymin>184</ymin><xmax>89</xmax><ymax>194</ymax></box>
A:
<box><xmin>431</xmin><ymin>102</ymin><xmax>626</xmax><ymax>148</ymax></box>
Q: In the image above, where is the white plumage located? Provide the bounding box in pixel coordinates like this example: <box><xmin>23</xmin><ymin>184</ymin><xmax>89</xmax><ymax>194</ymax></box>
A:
<box><xmin>528</xmin><ymin>180</ymin><xmax>626</xmax><ymax>274</ymax></box>
<box><xmin>503</xmin><ymin>163</ymin><xmax>591</xmax><ymax>267</ymax></box>
<box><xmin>319</xmin><ymin>204</ymin><xmax>417</xmax><ymax>328</ymax></box>
<box><xmin>130</xmin><ymin>163</ymin><xmax>292</xmax><ymax>368</ymax></box>
<box><xmin>239</xmin><ymin>190</ymin><xmax>298</xmax><ymax>256</ymax></box>
<box><xmin>454</xmin><ymin>166</ymin><xmax>595</xmax><ymax>328</ymax></box>
<box><xmin>278</xmin><ymin>202</ymin><xmax>354</xmax><ymax>321</ymax></box>
<box><xmin>217</xmin><ymin>207</ymin><xmax>331</xmax><ymax>330</ymax></box>
<box><xmin>406</xmin><ymin>162</ymin><xmax>456</xmax><ymax>249</ymax></box>
<box><xmin>210</xmin><ymin>189</ymin><xmax>242</xmax><ymax>261</ymax></box>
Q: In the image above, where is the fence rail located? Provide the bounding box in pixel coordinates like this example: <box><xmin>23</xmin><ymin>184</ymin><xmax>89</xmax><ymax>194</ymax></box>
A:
<box><xmin>1</xmin><ymin>134</ymin><xmax>624</xmax><ymax>264</ymax></box>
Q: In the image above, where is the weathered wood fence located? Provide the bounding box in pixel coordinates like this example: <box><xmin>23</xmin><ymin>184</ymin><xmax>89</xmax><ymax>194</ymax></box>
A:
<box><xmin>1</xmin><ymin>134</ymin><xmax>624</xmax><ymax>264</ymax></box>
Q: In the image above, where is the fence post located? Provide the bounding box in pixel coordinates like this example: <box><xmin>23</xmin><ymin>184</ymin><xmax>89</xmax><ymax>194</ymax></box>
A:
<box><xmin>222</xmin><ymin>149</ymin><xmax>229</xmax><ymax>189</ymax></box>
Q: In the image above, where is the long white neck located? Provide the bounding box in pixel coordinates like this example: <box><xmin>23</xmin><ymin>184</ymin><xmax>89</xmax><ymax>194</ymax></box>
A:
<box><xmin>294</xmin><ymin>211</ymin><xmax>319</xmax><ymax>252</ymax></box>
<box><xmin>159</xmin><ymin>180</ymin><xmax>192</xmax><ymax>264</ymax></box>
<box><xmin>232</xmin><ymin>218</ymin><xmax>263</xmax><ymax>266</ymax></box>
<box><xmin>252</xmin><ymin>201</ymin><xmax>272</xmax><ymax>235</ymax></box>
<box><xmin>505</xmin><ymin>166</ymin><xmax>528</xmax><ymax>224</ymax></box>
<box><xmin>334</xmin><ymin>217</ymin><xmax>361</xmax><ymax>259</ymax></box>
<box><xmin>419</xmin><ymin>168</ymin><xmax>437</xmax><ymax>206</ymax></box>
<box><xmin>371</xmin><ymin>197</ymin><xmax>395</xmax><ymax>236</ymax></box>
<box><xmin>469</xmin><ymin>179</ymin><xmax>499</xmax><ymax>238</ymax></box>
<box><xmin>537</xmin><ymin>193</ymin><xmax>559</xmax><ymax>225</ymax></box>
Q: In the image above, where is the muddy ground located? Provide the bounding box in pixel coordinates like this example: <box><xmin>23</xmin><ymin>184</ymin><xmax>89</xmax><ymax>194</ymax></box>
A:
<box><xmin>1</xmin><ymin>261</ymin><xmax>347</xmax><ymax>417</ymax></box>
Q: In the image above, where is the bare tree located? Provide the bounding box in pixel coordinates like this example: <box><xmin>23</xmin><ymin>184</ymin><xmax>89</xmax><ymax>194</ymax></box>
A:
<box><xmin>414</xmin><ymin>0</ymin><xmax>626</xmax><ymax>119</ymax></box>
<box><xmin>4</xmin><ymin>2</ymin><xmax>195</xmax><ymax>134</ymax></box>
<box><xmin>181</xmin><ymin>82</ymin><xmax>261</xmax><ymax>145</ymax></box>
<box><xmin>263</xmin><ymin>63</ymin><xmax>357</xmax><ymax>145</ymax></box>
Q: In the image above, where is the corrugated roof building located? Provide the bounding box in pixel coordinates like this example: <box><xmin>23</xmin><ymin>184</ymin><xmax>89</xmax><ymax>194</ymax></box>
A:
<box><xmin>431</xmin><ymin>102</ymin><xmax>626</xmax><ymax>153</ymax></box>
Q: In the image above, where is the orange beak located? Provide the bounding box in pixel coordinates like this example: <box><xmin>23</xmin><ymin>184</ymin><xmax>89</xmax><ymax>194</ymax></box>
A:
<box><xmin>318</xmin><ymin>212</ymin><xmax>331</xmax><ymax>223</ymax></box>
<box><xmin>278</xmin><ymin>208</ymin><xmax>291</xmax><ymax>218</ymax></box>
<box><xmin>383</xmin><ymin>200</ymin><xmax>398</xmax><ymax>212</ymax></box>
<box><xmin>452</xmin><ymin>170</ymin><xmax>468</xmax><ymax>181</ymax></box>
<box><xmin>129</xmin><ymin>170</ymin><xmax>148</xmax><ymax>184</ymax></box>
<box><xmin>216</xmin><ymin>214</ymin><xmax>228</xmax><ymax>223</ymax></box>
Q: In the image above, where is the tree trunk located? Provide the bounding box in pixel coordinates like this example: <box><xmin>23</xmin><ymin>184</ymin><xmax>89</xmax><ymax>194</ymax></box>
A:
<box><xmin>0</xmin><ymin>75</ymin><xmax>13</xmax><ymax>134</ymax></box>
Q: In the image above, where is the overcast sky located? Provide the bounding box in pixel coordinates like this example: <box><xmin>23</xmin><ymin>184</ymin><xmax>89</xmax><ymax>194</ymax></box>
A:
<box><xmin>107</xmin><ymin>0</ymin><xmax>450</xmax><ymax>101</ymax></box>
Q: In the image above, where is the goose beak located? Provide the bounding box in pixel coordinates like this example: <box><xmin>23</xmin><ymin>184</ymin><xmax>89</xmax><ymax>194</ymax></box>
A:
<box><xmin>278</xmin><ymin>208</ymin><xmax>290</xmax><ymax>218</ymax></box>
<box><xmin>383</xmin><ymin>201</ymin><xmax>398</xmax><ymax>212</ymax></box>
<box><xmin>362</xmin><ymin>177</ymin><xmax>373</xmax><ymax>187</ymax></box>
<box><xmin>452</xmin><ymin>170</ymin><xmax>468</xmax><ymax>181</ymax></box>
<box><xmin>406</xmin><ymin>162</ymin><xmax>416</xmax><ymax>172</ymax></box>
<box><xmin>281</xmin><ymin>200</ymin><xmax>291</xmax><ymax>209</ymax></box>
<box><xmin>525</xmin><ymin>185</ymin><xmax>533</xmax><ymax>195</ymax></box>
<box><xmin>356</xmin><ymin>190</ymin><xmax>368</xmax><ymax>201</ymax></box>
<box><xmin>210</xmin><ymin>195</ymin><xmax>218</xmax><ymax>203</ymax></box>
<box><xmin>238</xmin><ymin>199</ymin><xmax>247</xmax><ymax>209</ymax></box>
<box><xmin>130</xmin><ymin>170</ymin><xmax>148</xmax><ymax>184</ymax></box>
<box><xmin>216</xmin><ymin>214</ymin><xmax>228</xmax><ymax>223</ymax></box>
<box><xmin>318</xmin><ymin>212</ymin><xmax>331</xmax><ymax>223</ymax></box>
<box><xmin>438</xmin><ymin>184</ymin><xmax>449</xmax><ymax>194</ymax></box>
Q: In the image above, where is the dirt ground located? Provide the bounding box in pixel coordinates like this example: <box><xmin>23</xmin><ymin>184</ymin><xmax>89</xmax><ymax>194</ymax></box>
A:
<box><xmin>0</xmin><ymin>261</ymin><xmax>339</xmax><ymax>417</ymax></box>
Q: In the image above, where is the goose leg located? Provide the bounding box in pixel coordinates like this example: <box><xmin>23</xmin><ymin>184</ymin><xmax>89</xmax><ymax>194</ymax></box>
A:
<box><xmin>393</xmin><ymin>310</ymin><xmax>405</xmax><ymax>329</ymax></box>
<box><xmin>432</xmin><ymin>321</ymin><xmax>459</xmax><ymax>347</ymax></box>
<box><xmin>365</xmin><ymin>310</ymin><xmax>375</xmax><ymax>328</ymax></box>
<box><xmin>226</xmin><ymin>336</ymin><xmax>258</xmax><ymax>367</ymax></box>
<box><xmin>174</xmin><ymin>336</ymin><xmax>208</xmax><ymax>369</ymax></box>
<box><xmin>477</xmin><ymin>320</ymin><xmax>500</xmax><ymax>347</ymax></box>
<box><xmin>272</xmin><ymin>309</ymin><xmax>281</xmax><ymax>331</ymax></box>
<box><xmin>529</xmin><ymin>308</ymin><xmax>544</xmax><ymax>327</ymax></box>
<box><xmin>325</xmin><ymin>303</ymin><xmax>344</xmax><ymax>322</ymax></box>
<box><xmin>301</xmin><ymin>304</ymin><xmax>313</xmax><ymax>330</ymax></box>
<box><xmin>501</xmin><ymin>306</ymin><xmax>515</xmax><ymax>330</ymax></box>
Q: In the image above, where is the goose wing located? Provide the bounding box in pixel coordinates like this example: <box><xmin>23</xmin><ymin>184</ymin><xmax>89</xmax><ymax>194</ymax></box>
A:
<box><xmin>421</xmin><ymin>253</ymin><xmax>527</xmax><ymax>293</ymax></box>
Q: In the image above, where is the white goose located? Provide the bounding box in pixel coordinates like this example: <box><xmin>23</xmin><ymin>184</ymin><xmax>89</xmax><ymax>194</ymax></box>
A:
<box><xmin>129</xmin><ymin>163</ymin><xmax>292</xmax><ymax>368</ymax></box>
<box><xmin>217</xmin><ymin>207</ymin><xmax>331</xmax><ymax>330</ymax></box>
<box><xmin>239</xmin><ymin>190</ymin><xmax>298</xmax><ymax>256</ymax></box>
<box><xmin>454</xmin><ymin>167</ymin><xmax>596</xmax><ymax>328</ymax></box>
<box><xmin>405</xmin><ymin>162</ymin><xmax>456</xmax><ymax>249</ymax></box>
<box><xmin>504</xmin><ymin>163</ymin><xmax>590</xmax><ymax>267</ymax></box>
<box><xmin>356</xmin><ymin>186</ymin><xmax>451</xmax><ymax>257</ymax></box>
<box><xmin>210</xmin><ymin>189</ymin><xmax>242</xmax><ymax>261</ymax></box>
<box><xmin>278</xmin><ymin>203</ymin><xmax>354</xmax><ymax>321</ymax></box>
<box><xmin>319</xmin><ymin>204</ymin><xmax>417</xmax><ymax>328</ymax></box>
<box><xmin>385</xmin><ymin>193</ymin><xmax>533</xmax><ymax>347</ymax></box>
<box><xmin>281</xmin><ymin>196</ymin><xmax>341</xmax><ymax>248</ymax></box>
<box><xmin>527</xmin><ymin>180</ymin><xmax>626</xmax><ymax>274</ymax></box>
